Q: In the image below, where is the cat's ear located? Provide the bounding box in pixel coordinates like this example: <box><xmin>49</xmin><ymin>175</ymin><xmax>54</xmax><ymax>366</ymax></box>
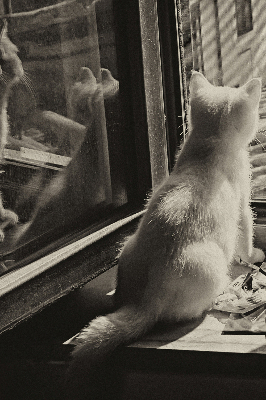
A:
<box><xmin>189</xmin><ymin>71</ymin><xmax>211</xmax><ymax>96</ymax></box>
<box><xmin>242</xmin><ymin>78</ymin><xmax>261</xmax><ymax>105</ymax></box>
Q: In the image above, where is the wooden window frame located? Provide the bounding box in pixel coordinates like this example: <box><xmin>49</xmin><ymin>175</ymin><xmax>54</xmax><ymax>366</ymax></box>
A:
<box><xmin>0</xmin><ymin>0</ymin><xmax>183</xmax><ymax>335</ymax></box>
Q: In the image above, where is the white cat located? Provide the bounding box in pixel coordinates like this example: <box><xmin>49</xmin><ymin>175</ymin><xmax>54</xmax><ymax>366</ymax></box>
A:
<box><xmin>66</xmin><ymin>72</ymin><xmax>265</xmax><ymax>390</ymax></box>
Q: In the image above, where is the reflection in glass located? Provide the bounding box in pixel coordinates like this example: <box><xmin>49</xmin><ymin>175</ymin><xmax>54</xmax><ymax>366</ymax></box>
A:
<box><xmin>183</xmin><ymin>0</ymin><xmax>266</xmax><ymax>200</ymax></box>
<box><xmin>0</xmin><ymin>0</ymin><xmax>129</xmax><ymax>274</ymax></box>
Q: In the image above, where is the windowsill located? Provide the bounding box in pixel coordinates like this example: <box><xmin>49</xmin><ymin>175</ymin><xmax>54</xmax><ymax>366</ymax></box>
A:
<box><xmin>1</xmin><ymin>221</ymin><xmax>266</xmax><ymax>358</ymax></box>
<box><xmin>1</xmin><ymin>220</ymin><xmax>266</xmax><ymax>334</ymax></box>
<box><xmin>1</xmin><ymin>243</ymin><xmax>266</xmax><ymax>399</ymax></box>
<box><xmin>61</xmin><ymin>229</ymin><xmax>266</xmax><ymax>360</ymax></box>
<box><xmin>2</xmin><ymin>260</ymin><xmax>266</xmax><ymax>355</ymax></box>
<box><xmin>67</xmin><ymin>259</ymin><xmax>266</xmax><ymax>356</ymax></box>
<box><xmin>128</xmin><ymin>310</ymin><xmax>266</xmax><ymax>354</ymax></box>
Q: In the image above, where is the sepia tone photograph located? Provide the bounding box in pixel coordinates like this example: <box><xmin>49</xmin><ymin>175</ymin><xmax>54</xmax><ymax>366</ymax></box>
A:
<box><xmin>1</xmin><ymin>0</ymin><xmax>266</xmax><ymax>399</ymax></box>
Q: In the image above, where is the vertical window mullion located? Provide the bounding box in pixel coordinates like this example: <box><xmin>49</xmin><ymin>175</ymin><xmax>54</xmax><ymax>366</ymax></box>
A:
<box><xmin>138</xmin><ymin>0</ymin><xmax>169</xmax><ymax>189</ymax></box>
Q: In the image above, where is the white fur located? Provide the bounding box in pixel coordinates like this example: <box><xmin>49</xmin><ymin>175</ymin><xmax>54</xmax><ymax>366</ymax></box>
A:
<box><xmin>66</xmin><ymin>72</ymin><xmax>265</xmax><ymax>387</ymax></box>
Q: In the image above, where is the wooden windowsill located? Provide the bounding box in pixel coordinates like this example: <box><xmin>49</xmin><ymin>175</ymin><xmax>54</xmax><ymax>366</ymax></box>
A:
<box><xmin>1</xmin><ymin>222</ymin><xmax>266</xmax><ymax>358</ymax></box>
<box><xmin>129</xmin><ymin>311</ymin><xmax>266</xmax><ymax>354</ymax></box>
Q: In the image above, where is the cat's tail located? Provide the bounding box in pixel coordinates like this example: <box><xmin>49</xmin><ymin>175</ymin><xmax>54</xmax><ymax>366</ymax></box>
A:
<box><xmin>65</xmin><ymin>305</ymin><xmax>155</xmax><ymax>390</ymax></box>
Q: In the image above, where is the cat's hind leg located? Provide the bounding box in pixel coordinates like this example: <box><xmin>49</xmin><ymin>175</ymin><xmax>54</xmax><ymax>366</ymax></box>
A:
<box><xmin>160</xmin><ymin>241</ymin><xmax>230</xmax><ymax>322</ymax></box>
<box><xmin>236</xmin><ymin>204</ymin><xmax>265</xmax><ymax>264</ymax></box>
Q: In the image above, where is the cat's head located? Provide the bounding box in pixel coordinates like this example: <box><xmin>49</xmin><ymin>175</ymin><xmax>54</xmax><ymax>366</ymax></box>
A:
<box><xmin>189</xmin><ymin>71</ymin><xmax>261</xmax><ymax>147</ymax></box>
<box><xmin>0</xmin><ymin>20</ymin><xmax>24</xmax><ymax>81</ymax></box>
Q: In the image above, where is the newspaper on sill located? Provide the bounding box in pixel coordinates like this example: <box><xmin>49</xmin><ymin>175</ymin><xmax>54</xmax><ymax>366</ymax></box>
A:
<box><xmin>224</xmin><ymin>306</ymin><xmax>266</xmax><ymax>333</ymax></box>
<box><xmin>213</xmin><ymin>262</ymin><xmax>266</xmax><ymax>332</ymax></box>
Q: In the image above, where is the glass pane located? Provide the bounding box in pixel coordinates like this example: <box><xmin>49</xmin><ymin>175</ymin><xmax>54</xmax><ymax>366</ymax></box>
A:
<box><xmin>0</xmin><ymin>0</ymin><xmax>131</xmax><ymax>274</ymax></box>
<box><xmin>181</xmin><ymin>0</ymin><xmax>266</xmax><ymax>200</ymax></box>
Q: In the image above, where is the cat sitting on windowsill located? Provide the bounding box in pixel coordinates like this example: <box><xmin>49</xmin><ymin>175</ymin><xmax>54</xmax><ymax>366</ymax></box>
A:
<box><xmin>65</xmin><ymin>72</ymin><xmax>266</xmax><ymax>397</ymax></box>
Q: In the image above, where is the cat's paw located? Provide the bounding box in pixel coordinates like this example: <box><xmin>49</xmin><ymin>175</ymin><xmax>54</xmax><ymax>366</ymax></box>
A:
<box><xmin>240</xmin><ymin>248</ymin><xmax>265</xmax><ymax>265</ymax></box>
<box><xmin>251</xmin><ymin>248</ymin><xmax>265</xmax><ymax>264</ymax></box>
<box><xmin>2</xmin><ymin>209</ymin><xmax>18</xmax><ymax>226</ymax></box>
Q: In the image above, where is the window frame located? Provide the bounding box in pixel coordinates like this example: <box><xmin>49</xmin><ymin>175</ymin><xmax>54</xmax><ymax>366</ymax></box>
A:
<box><xmin>0</xmin><ymin>0</ymin><xmax>152</xmax><ymax>257</ymax></box>
<box><xmin>0</xmin><ymin>0</ymin><xmax>183</xmax><ymax>334</ymax></box>
<box><xmin>0</xmin><ymin>0</ymin><xmax>154</xmax><ymax>266</ymax></box>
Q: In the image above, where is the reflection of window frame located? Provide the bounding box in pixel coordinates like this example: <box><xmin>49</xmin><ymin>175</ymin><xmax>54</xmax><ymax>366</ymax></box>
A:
<box><xmin>0</xmin><ymin>0</ymin><xmax>183</xmax><ymax>333</ymax></box>
<box><xmin>235</xmin><ymin>0</ymin><xmax>253</xmax><ymax>37</ymax></box>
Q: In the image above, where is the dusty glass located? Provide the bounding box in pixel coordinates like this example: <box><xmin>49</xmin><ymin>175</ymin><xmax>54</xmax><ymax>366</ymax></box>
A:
<box><xmin>0</xmin><ymin>0</ymin><xmax>130</xmax><ymax>274</ymax></box>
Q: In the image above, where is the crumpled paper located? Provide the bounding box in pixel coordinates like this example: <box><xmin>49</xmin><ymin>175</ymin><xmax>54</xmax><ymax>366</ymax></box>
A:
<box><xmin>213</xmin><ymin>263</ymin><xmax>266</xmax><ymax>332</ymax></box>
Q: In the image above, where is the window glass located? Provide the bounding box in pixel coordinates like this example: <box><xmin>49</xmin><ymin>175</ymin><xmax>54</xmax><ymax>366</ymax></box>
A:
<box><xmin>0</xmin><ymin>0</ymin><xmax>145</xmax><ymax>274</ymax></box>
<box><xmin>182</xmin><ymin>0</ymin><xmax>266</xmax><ymax>200</ymax></box>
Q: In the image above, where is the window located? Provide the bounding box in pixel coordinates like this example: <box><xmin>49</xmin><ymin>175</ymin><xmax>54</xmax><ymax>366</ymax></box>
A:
<box><xmin>0</xmin><ymin>0</ymin><xmax>156</xmax><ymax>276</ymax></box>
<box><xmin>0</xmin><ymin>0</ymin><xmax>182</xmax><ymax>306</ymax></box>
